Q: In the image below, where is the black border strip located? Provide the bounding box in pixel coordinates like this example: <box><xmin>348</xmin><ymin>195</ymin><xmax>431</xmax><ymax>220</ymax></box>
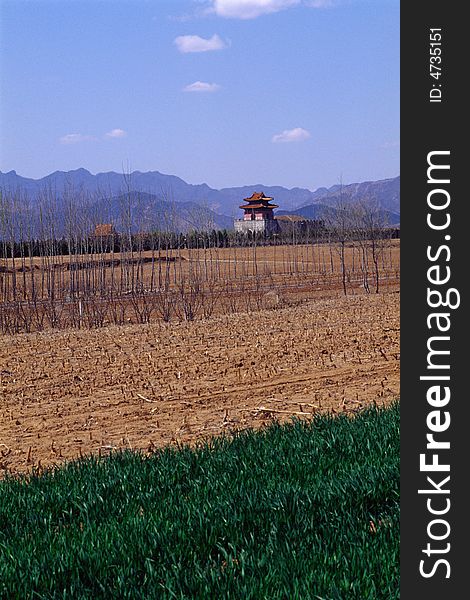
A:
<box><xmin>401</xmin><ymin>4</ymin><xmax>467</xmax><ymax>597</ymax></box>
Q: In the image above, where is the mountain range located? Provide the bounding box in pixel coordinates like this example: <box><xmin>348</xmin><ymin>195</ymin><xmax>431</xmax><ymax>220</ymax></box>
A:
<box><xmin>0</xmin><ymin>169</ymin><xmax>400</xmax><ymax>230</ymax></box>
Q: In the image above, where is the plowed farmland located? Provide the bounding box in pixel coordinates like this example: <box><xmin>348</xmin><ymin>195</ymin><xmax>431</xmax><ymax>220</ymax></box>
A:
<box><xmin>0</xmin><ymin>287</ymin><xmax>399</xmax><ymax>475</ymax></box>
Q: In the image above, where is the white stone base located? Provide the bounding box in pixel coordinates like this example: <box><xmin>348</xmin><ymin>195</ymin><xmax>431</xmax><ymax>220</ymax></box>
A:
<box><xmin>234</xmin><ymin>219</ymin><xmax>280</xmax><ymax>235</ymax></box>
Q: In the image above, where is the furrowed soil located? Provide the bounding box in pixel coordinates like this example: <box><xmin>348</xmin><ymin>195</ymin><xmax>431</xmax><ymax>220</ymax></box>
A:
<box><xmin>0</xmin><ymin>289</ymin><xmax>399</xmax><ymax>475</ymax></box>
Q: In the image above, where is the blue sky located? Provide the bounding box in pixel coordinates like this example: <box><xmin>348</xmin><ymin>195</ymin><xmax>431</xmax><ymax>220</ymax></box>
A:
<box><xmin>0</xmin><ymin>0</ymin><xmax>399</xmax><ymax>190</ymax></box>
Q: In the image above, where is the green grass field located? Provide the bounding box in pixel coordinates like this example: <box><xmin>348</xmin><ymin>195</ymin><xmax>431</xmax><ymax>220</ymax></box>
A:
<box><xmin>0</xmin><ymin>402</ymin><xmax>399</xmax><ymax>599</ymax></box>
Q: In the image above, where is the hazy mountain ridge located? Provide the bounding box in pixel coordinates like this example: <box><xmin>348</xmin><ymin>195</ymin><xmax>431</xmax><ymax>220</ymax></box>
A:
<box><xmin>304</xmin><ymin>177</ymin><xmax>400</xmax><ymax>215</ymax></box>
<box><xmin>1</xmin><ymin>169</ymin><xmax>400</xmax><ymax>229</ymax></box>
<box><xmin>92</xmin><ymin>192</ymin><xmax>234</xmax><ymax>232</ymax></box>
<box><xmin>276</xmin><ymin>177</ymin><xmax>401</xmax><ymax>225</ymax></box>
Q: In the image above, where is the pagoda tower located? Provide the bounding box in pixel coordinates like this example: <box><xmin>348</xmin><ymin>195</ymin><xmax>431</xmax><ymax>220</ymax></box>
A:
<box><xmin>234</xmin><ymin>192</ymin><xmax>280</xmax><ymax>234</ymax></box>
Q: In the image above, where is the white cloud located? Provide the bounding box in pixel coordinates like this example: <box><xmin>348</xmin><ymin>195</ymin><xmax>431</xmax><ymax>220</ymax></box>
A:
<box><xmin>272</xmin><ymin>127</ymin><xmax>311</xmax><ymax>143</ymax></box>
<box><xmin>209</xmin><ymin>0</ymin><xmax>300</xmax><ymax>19</ymax></box>
<box><xmin>59</xmin><ymin>133</ymin><xmax>95</xmax><ymax>145</ymax></box>
<box><xmin>174</xmin><ymin>34</ymin><xmax>227</xmax><ymax>53</ymax></box>
<box><xmin>183</xmin><ymin>81</ymin><xmax>221</xmax><ymax>92</ymax></box>
<box><xmin>105</xmin><ymin>128</ymin><xmax>127</xmax><ymax>139</ymax></box>
<box><xmin>207</xmin><ymin>0</ymin><xmax>334</xmax><ymax>19</ymax></box>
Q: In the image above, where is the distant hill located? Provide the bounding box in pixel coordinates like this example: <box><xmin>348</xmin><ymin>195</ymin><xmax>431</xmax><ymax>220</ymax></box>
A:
<box><xmin>0</xmin><ymin>169</ymin><xmax>400</xmax><ymax>230</ymax></box>
<box><xmin>282</xmin><ymin>177</ymin><xmax>400</xmax><ymax>226</ymax></box>
<box><xmin>297</xmin><ymin>176</ymin><xmax>400</xmax><ymax>215</ymax></box>
<box><xmin>92</xmin><ymin>192</ymin><xmax>234</xmax><ymax>233</ymax></box>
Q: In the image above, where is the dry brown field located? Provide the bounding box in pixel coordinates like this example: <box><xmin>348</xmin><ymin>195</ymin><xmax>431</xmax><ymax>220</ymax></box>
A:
<box><xmin>0</xmin><ymin>292</ymin><xmax>399</xmax><ymax>476</ymax></box>
<box><xmin>1</xmin><ymin>240</ymin><xmax>399</xmax><ymax>475</ymax></box>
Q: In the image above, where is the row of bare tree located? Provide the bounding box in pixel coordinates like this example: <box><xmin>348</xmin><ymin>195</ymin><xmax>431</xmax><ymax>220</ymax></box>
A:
<box><xmin>0</xmin><ymin>187</ymin><xmax>399</xmax><ymax>334</ymax></box>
